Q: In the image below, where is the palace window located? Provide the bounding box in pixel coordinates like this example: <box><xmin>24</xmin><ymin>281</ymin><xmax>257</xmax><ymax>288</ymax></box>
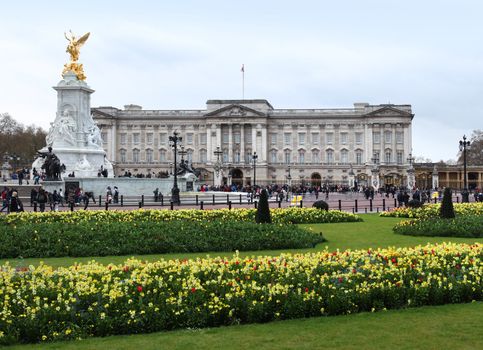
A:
<box><xmin>298</xmin><ymin>133</ymin><xmax>306</xmax><ymax>146</ymax></box>
<box><xmin>146</xmin><ymin>133</ymin><xmax>153</xmax><ymax>144</ymax></box>
<box><xmin>200</xmin><ymin>133</ymin><xmax>207</xmax><ymax>145</ymax></box>
<box><xmin>133</xmin><ymin>133</ymin><xmax>140</xmax><ymax>144</ymax></box>
<box><xmin>245</xmin><ymin>150</ymin><xmax>252</xmax><ymax>164</ymax></box>
<box><xmin>385</xmin><ymin>131</ymin><xmax>392</xmax><ymax>143</ymax></box>
<box><xmin>159</xmin><ymin>149</ymin><xmax>166</xmax><ymax>162</ymax></box>
<box><xmin>326</xmin><ymin>133</ymin><xmax>333</xmax><ymax>145</ymax></box>
<box><xmin>312</xmin><ymin>150</ymin><xmax>320</xmax><ymax>163</ymax></box>
<box><xmin>120</xmin><ymin>149</ymin><xmax>126</xmax><ymax>163</ymax></box>
<box><xmin>284</xmin><ymin>150</ymin><xmax>291</xmax><ymax>164</ymax></box>
<box><xmin>234</xmin><ymin>151</ymin><xmax>240</xmax><ymax>163</ymax></box>
<box><xmin>397</xmin><ymin>151</ymin><xmax>403</xmax><ymax>165</ymax></box>
<box><xmin>146</xmin><ymin>149</ymin><xmax>153</xmax><ymax>163</ymax></box>
<box><xmin>270</xmin><ymin>133</ymin><xmax>277</xmax><ymax>145</ymax></box>
<box><xmin>355</xmin><ymin>132</ymin><xmax>363</xmax><ymax>145</ymax></box>
<box><xmin>120</xmin><ymin>133</ymin><xmax>127</xmax><ymax>145</ymax></box>
<box><xmin>284</xmin><ymin>133</ymin><xmax>291</xmax><ymax>145</ymax></box>
<box><xmin>234</xmin><ymin>132</ymin><xmax>241</xmax><ymax>144</ymax></box>
<box><xmin>271</xmin><ymin>150</ymin><xmax>277</xmax><ymax>163</ymax></box>
<box><xmin>326</xmin><ymin>150</ymin><xmax>334</xmax><ymax>164</ymax></box>
<box><xmin>340</xmin><ymin>132</ymin><xmax>348</xmax><ymax>145</ymax></box>
<box><xmin>133</xmin><ymin>149</ymin><xmax>140</xmax><ymax>163</ymax></box>
<box><xmin>396</xmin><ymin>131</ymin><xmax>403</xmax><ymax>144</ymax></box>
<box><xmin>159</xmin><ymin>133</ymin><xmax>167</xmax><ymax>145</ymax></box>
<box><xmin>298</xmin><ymin>150</ymin><xmax>305</xmax><ymax>164</ymax></box>
<box><xmin>199</xmin><ymin>149</ymin><xmax>207</xmax><ymax>163</ymax></box>
<box><xmin>340</xmin><ymin>149</ymin><xmax>349</xmax><ymax>164</ymax></box>
<box><xmin>373</xmin><ymin>152</ymin><xmax>380</xmax><ymax>164</ymax></box>
<box><xmin>356</xmin><ymin>151</ymin><xmax>363</xmax><ymax>165</ymax></box>
<box><xmin>186</xmin><ymin>133</ymin><xmax>193</xmax><ymax>145</ymax></box>
<box><xmin>312</xmin><ymin>133</ymin><xmax>319</xmax><ymax>145</ymax></box>
<box><xmin>385</xmin><ymin>151</ymin><xmax>392</xmax><ymax>164</ymax></box>
<box><xmin>373</xmin><ymin>132</ymin><xmax>380</xmax><ymax>144</ymax></box>
<box><xmin>187</xmin><ymin>149</ymin><xmax>193</xmax><ymax>162</ymax></box>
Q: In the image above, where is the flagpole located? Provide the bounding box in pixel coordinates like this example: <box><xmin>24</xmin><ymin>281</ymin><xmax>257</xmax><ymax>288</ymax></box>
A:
<box><xmin>241</xmin><ymin>64</ymin><xmax>245</xmax><ymax>100</ymax></box>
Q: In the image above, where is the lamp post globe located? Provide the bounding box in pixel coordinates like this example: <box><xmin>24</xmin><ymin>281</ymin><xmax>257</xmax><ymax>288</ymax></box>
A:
<box><xmin>459</xmin><ymin>135</ymin><xmax>471</xmax><ymax>203</ymax></box>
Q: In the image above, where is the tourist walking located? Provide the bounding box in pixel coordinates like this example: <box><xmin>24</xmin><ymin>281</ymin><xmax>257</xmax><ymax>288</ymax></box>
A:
<box><xmin>36</xmin><ymin>187</ymin><xmax>48</xmax><ymax>212</ymax></box>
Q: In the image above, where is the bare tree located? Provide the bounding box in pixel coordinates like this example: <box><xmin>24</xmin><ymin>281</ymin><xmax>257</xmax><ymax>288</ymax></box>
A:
<box><xmin>0</xmin><ymin>113</ymin><xmax>47</xmax><ymax>170</ymax></box>
<box><xmin>458</xmin><ymin>130</ymin><xmax>483</xmax><ymax>166</ymax></box>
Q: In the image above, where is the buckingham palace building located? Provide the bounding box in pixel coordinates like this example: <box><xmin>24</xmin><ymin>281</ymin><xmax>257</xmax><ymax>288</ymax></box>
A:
<box><xmin>92</xmin><ymin>99</ymin><xmax>414</xmax><ymax>188</ymax></box>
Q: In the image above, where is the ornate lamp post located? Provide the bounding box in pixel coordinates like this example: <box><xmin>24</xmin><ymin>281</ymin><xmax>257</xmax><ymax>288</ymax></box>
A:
<box><xmin>213</xmin><ymin>146</ymin><xmax>223</xmax><ymax>186</ymax></box>
<box><xmin>252</xmin><ymin>152</ymin><xmax>258</xmax><ymax>188</ymax></box>
<box><xmin>169</xmin><ymin>131</ymin><xmax>182</xmax><ymax>205</ymax></box>
<box><xmin>406</xmin><ymin>152</ymin><xmax>415</xmax><ymax>190</ymax></box>
<box><xmin>2</xmin><ymin>153</ymin><xmax>11</xmax><ymax>180</ymax></box>
<box><xmin>287</xmin><ymin>165</ymin><xmax>292</xmax><ymax>188</ymax></box>
<box><xmin>459</xmin><ymin>135</ymin><xmax>471</xmax><ymax>202</ymax></box>
<box><xmin>10</xmin><ymin>154</ymin><xmax>20</xmax><ymax>172</ymax></box>
<box><xmin>371</xmin><ymin>154</ymin><xmax>380</xmax><ymax>190</ymax></box>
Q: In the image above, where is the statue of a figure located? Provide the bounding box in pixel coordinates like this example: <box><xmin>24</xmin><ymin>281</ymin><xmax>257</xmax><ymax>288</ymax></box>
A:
<box><xmin>64</xmin><ymin>31</ymin><xmax>90</xmax><ymax>62</ymax></box>
<box><xmin>62</xmin><ymin>31</ymin><xmax>90</xmax><ymax>81</ymax></box>
<box><xmin>37</xmin><ymin>147</ymin><xmax>65</xmax><ymax>181</ymax></box>
<box><xmin>176</xmin><ymin>159</ymin><xmax>200</xmax><ymax>177</ymax></box>
<box><xmin>87</xmin><ymin>126</ymin><xmax>103</xmax><ymax>147</ymax></box>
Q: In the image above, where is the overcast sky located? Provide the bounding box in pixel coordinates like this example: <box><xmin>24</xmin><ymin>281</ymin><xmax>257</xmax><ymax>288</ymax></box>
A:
<box><xmin>1</xmin><ymin>0</ymin><xmax>482</xmax><ymax>161</ymax></box>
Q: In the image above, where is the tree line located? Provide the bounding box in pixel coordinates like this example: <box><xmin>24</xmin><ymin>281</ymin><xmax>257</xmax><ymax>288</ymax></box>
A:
<box><xmin>0</xmin><ymin>113</ymin><xmax>47</xmax><ymax>171</ymax></box>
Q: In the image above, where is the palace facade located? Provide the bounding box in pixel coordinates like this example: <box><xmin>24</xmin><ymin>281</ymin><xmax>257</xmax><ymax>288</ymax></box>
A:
<box><xmin>92</xmin><ymin>99</ymin><xmax>414</xmax><ymax>188</ymax></box>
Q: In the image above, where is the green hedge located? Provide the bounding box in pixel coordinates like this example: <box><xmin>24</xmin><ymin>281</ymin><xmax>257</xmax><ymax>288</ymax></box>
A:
<box><xmin>380</xmin><ymin>202</ymin><xmax>483</xmax><ymax>219</ymax></box>
<box><xmin>0</xmin><ymin>221</ymin><xmax>325</xmax><ymax>258</ymax></box>
<box><xmin>393</xmin><ymin>215</ymin><xmax>483</xmax><ymax>237</ymax></box>
<box><xmin>1</xmin><ymin>207</ymin><xmax>362</xmax><ymax>226</ymax></box>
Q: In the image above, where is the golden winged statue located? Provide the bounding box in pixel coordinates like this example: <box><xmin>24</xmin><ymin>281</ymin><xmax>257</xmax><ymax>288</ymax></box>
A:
<box><xmin>62</xmin><ymin>31</ymin><xmax>90</xmax><ymax>81</ymax></box>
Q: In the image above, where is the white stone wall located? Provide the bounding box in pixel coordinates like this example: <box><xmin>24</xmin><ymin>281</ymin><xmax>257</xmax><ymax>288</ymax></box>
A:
<box><xmin>93</xmin><ymin>101</ymin><xmax>413</xmax><ymax>187</ymax></box>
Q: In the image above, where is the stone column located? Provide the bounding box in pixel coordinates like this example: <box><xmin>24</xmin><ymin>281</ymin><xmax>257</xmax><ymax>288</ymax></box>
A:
<box><xmin>432</xmin><ymin>166</ymin><xmax>439</xmax><ymax>190</ymax></box>
<box><xmin>252</xmin><ymin>126</ymin><xmax>257</xmax><ymax>156</ymax></box>
<box><xmin>261</xmin><ymin>124</ymin><xmax>267</xmax><ymax>163</ymax></box>
<box><xmin>216</xmin><ymin>124</ymin><xmax>222</xmax><ymax>153</ymax></box>
<box><xmin>228</xmin><ymin>124</ymin><xmax>233</xmax><ymax>163</ymax></box>
<box><xmin>111</xmin><ymin>122</ymin><xmax>117</xmax><ymax>163</ymax></box>
<box><xmin>206</xmin><ymin>126</ymin><xmax>212</xmax><ymax>163</ymax></box>
<box><xmin>240</xmin><ymin>124</ymin><xmax>245</xmax><ymax>164</ymax></box>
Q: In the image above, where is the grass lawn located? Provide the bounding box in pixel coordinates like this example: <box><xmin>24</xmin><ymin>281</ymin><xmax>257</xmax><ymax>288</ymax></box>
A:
<box><xmin>8</xmin><ymin>302</ymin><xmax>483</xmax><ymax>350</ymax></box>
<box><xmin>2</xmin><ymin>214</ymin><xmax>482</xmax><ymax>268</ymax></box>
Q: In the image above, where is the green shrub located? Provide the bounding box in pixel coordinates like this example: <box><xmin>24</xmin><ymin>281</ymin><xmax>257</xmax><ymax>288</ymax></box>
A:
<box><xmin>393</xmin><ymin>215</ymin><xmax>483</xmax><ymax>237</ymax></box>
<box><xmin>440</xmin><ymin>188</ymin><xmax>455</xmax><ymax>219</ymax></box>
<box><xmin>312</xmin><ymin>200</ymin><xmax>329</xmax><ymax>211</ymax></box>
<box><xmin>380</xmin><ymin>202</ymin><xmax>483</xmax><ymax>219</ymax></box>
<box><xmin>0</xmin><ymin>220</ymin><xmax>325</xmax><ymax>259</ymax></box>
<box><xmin>256</xmin><ymin>189</ymin><xmax>272</xmax><ymax>224</ymax></box>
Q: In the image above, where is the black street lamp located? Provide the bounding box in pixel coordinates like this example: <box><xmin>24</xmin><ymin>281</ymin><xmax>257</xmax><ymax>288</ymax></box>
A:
<box><xmin>459</xmin><ymin>135</ymin><xmax>471</xmax><ymax>202</ymax></box>
<box><xmin>10</xmin><ymin>153</ymin><xmax>20</xmax><ymax>171</ymax></box>
<box><xmin>169</xmin><ymin>131</ymin><xmax>182</xmax><ymax>205</ymax></box>
<box><xmin>287</xmin><ymin>165</ymin><xmax>292</xmax><ymax>186</ymax></box>
<box><xmin>252</xmin><ymin>152</ymin><xmax>258</xmax><ymax>188</ymax></box>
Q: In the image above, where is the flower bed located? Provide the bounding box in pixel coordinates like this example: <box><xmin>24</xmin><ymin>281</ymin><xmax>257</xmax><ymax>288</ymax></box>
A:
<box><xmin>0</xmin><ymin>221</ymin><xmax>325</xmax><ymax>259</ymax></box>
<box><xmin>393</xmin><ymin>215</ymin><xmax>483</xmax><ymax>237</ymax></box>
<box><xmin>0</xmin><ymin>207</ymin><xmax>362</xmax><ymax>226</ymax></box>
<box><xmin>0</xmin><ymin>242</ymin><xmax>481</xmax><ymax>345</ymax></box>
<box><xmin>380</xmin><ymin>203</ymin><xmax>483</xmax><ymax>219</ymax></box>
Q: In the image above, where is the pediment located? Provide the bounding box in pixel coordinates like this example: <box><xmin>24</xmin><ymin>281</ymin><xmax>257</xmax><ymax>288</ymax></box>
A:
<box><xmin>204</xmin><ymin>104</ymin><xmax>266</xmax><ymax>117</ymax></box>
<box><xmin>365</xmin><ymin>106</ymin><xmax>413</xmax><ymax>118</ymax></box>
